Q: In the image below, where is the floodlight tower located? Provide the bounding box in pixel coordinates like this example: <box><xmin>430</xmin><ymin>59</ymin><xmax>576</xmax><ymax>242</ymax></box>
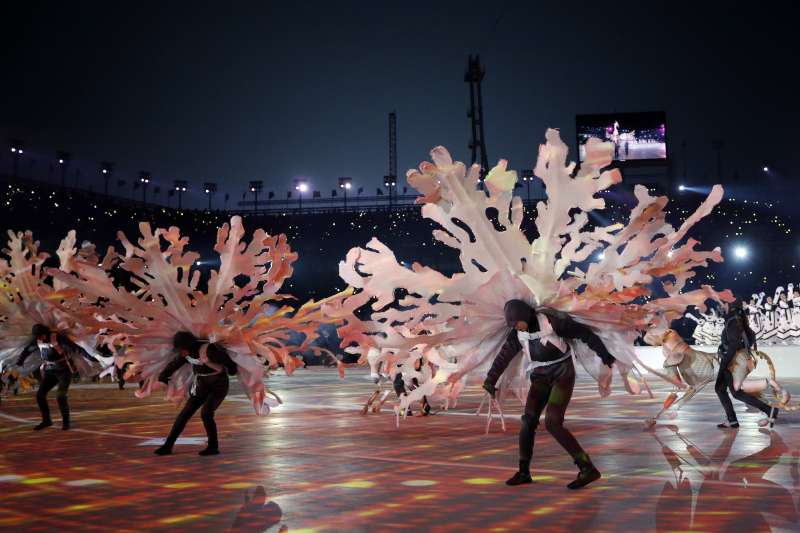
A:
<box><xmin>173</xmin><ymin>180</ymin><xmax>188</xmax><ymax>209</ymax></box>
<box><xmin>249</xmin><ymin>180</ymin><xmax>263</xmax><ymax>212</ymax></box>
<box><xmin>204</xmin><ymin>182</ymin><xmax>218</xmax><ymax>210</ymax></box>
<box><xmin>139</xmin><ymin>171</ymin><xmax>151</xmax><ymax>203</ymax></box>
<box><xmin>339</xmin><ymin>176</ymin><xmax>352</xmax><ymax>210</ymax></box>
<box><xmin>10</xmin><ymin>140</ymin><xmax>24</xmax><ymax>178</ymax></box>
<box><xmin>57</xmin><ymin>151</ymin><xmax>71</xmax><ymax>187</ymax></box>
<box><xmin>465</xmin><ymin>55</ymin><xmax>489</xmax><ymax>179</ymax></box>
<box><xmin>100</xmin><ymin>162</ymin><xmax>113</xmax><ymax>195</ymax></box>
<box><xmin>294</xmin><ymin>178</ymin><xmax>309</xmax><ymax>212</ymax></box>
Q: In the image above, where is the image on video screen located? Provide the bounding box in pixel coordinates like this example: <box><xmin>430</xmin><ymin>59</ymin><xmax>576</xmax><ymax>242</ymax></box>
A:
<box><xmin>577</xmin><ymin>112</ymin><xmax>667</xmax><ymax>162</ymax></box>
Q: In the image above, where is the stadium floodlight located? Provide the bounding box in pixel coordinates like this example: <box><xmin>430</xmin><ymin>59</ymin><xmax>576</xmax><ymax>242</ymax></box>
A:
<box><xmin>203</xmin><ymin>182</ymin><xmax>218</xmax><ymax>210</ymax></box>
<box><xmin>248</xmin><ymin>180</ymin><xmax>263</xmax><ymax>211</ymax></box>
<box><xmin>339</xmin><ymin>177</ymin><xmax>353</xmax><ymax>211</ymax></box>
<box><xmin>138</xmin><ymin>171</ymin><xmax>151</xmax><ymax>204</ymax></box>
<box><xmin>173</xmin><ymin>179</ymin><xmax>188</xmax><ymax>209</ymax></box>
<box><xmin>293</xmin><ymin>179</ymin><xmax>309</xmax><ymax>212</ymax></box>
<box><xmin>56</xmin><ymin>151</ymin><xmax>71</xmax><ymax>186</ymax></box>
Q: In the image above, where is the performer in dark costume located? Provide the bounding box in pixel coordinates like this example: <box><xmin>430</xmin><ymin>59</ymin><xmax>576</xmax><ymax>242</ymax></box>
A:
<box><xmin>17</xmin><ymin>324</ymin><xmax>75</xmax><ymax>430</ymax></box>
<box><xmin>715</xmin><ymin>299</ymin><xmax>777</xmax><ymax>428</ymax></box>
<box><xmin>483</xmin><ymin>300</ymin><xmax>615</xmax><ymax>489</ymax></box>
<box><xmin>154</xmin><ymin>332</ymin><xmax>238</xmax><ymax>456</ymax></box>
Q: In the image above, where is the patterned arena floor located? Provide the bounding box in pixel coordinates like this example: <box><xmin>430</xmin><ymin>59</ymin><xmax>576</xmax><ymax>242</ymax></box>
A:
<box><xmin>1</xmin><ymin>368</ymin><xmax>799</xmax><ymax>532</ymax></box>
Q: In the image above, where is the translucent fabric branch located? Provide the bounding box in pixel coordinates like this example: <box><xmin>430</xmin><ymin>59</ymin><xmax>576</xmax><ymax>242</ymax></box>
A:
<box><xmin>49</xmin><ymin>215</ymin><xmax>345</xmax><ymax>414</ymax></box>
<box><xmin>333</xmin><ymin>128</ymin><xmax>733</xmax><ymax>407</ymax></box>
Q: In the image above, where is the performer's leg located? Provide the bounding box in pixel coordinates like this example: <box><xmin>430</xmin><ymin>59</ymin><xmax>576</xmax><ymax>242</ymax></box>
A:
<box><xmin>55</xmin><ymin>370</ymin><xmax>72</xmax><ymax>430</ymax></box>
<box><xmin>543</xmin><ymin>361</ymin><xmax>584</xmax><ymax>459</ymax></box>
<box><xmin>731</xmin><ymin>382</ymin><xmax>772</xmax><ymax>417</ymax></box>
<box><xmin>199</xmin><ymin>377</ymin><xmax>229</xmax><ymax>455</ymax></box>
<box><xmin>544</xmin><ymin>361</ymin><xmax>601</xmax><ymax>489</ymax></box>
<box><xmin>155</xmin><ymin>393</ymin><xmax>205</xmax><ymax>455</ymax></box>
<box><xmin>506</xmin><ymin>375</ymin><xmax>550</xmax><ymax>486</ymax></box>
<box><xmin>116</xmin><ymin>365</ymin><xmax>126</xmax><ymax>390</ymax></box>
<box><xmin>34</xmin><ymin>371</ymin><xmax>59</xmax><ymax>430</ymax></box>
<box><xmin>715</xmin><ymin>369</ymin><xmax>739</xmax><ymax>426</ymax></box>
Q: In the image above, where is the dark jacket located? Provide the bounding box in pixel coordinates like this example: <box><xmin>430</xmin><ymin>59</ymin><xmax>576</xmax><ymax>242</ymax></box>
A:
<box><xmin>158</xmin><ymin>343</ymin><xmax>238</xmax><ymax>383</ymax></box>
<box><xmin>16</xmin><ymin>334</ymin><xmax>80</xmax><ymax>369</ymax></box>
<box><xmin>718</xmin><ymin>311</ymin><xmax>756</xmax><ymax>369</ymax></box>
<box><xmin>485</xmin><ymin>308</ymin><xmax>615</xmax><ymax>387</ymax></box>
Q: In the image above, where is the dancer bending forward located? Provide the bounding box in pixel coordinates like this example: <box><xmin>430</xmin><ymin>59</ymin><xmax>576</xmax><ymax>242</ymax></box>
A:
<box><xmin>483</xmin><ymin>300</ymin><xmax>615</xmax><ymax>489</ymax></box>
<box><xmin>155</xmin><ymin>332</ymin><xmax>238</xmax><ymax>456</ymax></box>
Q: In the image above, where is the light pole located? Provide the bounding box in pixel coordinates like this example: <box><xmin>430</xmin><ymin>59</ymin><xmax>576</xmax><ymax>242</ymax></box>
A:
<box><xmin>173</xmin><ymin>180</ymin><xmax>188</xmax><ymax>209</ymax></box>
<box><xmin>204</xmin><ymin>182</ymin><xmax>218</xmax><ymax>211</ymax></box>
<box><xmin>294</xmin><ymin>179</ymin><xmax>309</xmax><ymax>213</ymax></box>
<box><xmin>9</xmin><ymin>140</ymin><xmax>24</xmax><ymax>178</ymax></box>
<box><xmin>339</xmin><ymin>177</ymin><xmax>352</xmax><ymax>211</ymax></box>
<box><xmin>139</xmin><ymin>171</ymin><xmax>151</xmax><ymax>204</ymax></box>
<box><xmin>100</xmin><ymin>162</ymin><xmax>113</xmax><ymax>195</ymax></box>
<box><xmin>383</xmin><ymin>175</ymin><xmax>397</xmax><ymax>210</ymax></box>
<box><xmin>57</xmin><ymin>151</ymin><xmax>71</xmax><ymax>187</ymax></box>
<box><xmin>521</xmin><ymin>169</ymin><xmax>533</xmax><ymax>205</ymax></box>
<box><xmin>249</xmin><ymin>180</ymin><xmax>263</xmax><ymax>212</ymax></box>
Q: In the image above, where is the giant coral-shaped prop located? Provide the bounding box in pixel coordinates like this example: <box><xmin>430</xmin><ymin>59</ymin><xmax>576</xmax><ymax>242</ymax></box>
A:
<box><xmin>0</xmin><ymin>229</ymin><xmax>109</xmax><ymax>376</ymax></box>
<box><xmin>330</xmin><ymin>129</ymin><xmax>732</xmax><ymax>408</ymax></box>
<box><xmin>50</xmin><ymin>216</ymin><xmax>342</xmax><ymax>414</ymax></box>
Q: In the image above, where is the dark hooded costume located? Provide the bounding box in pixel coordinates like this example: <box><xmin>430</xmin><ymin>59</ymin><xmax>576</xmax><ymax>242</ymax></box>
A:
<box><xmin>483</xmin><ymin>299</ymin><xmax>615</xmax><ymax>488</ymax></box>
<box><xmin>154</xmin><ymin>332</ymin><xmax>238</xmax><ymax>456</ymax></box>
<box><xmin>715</xmin><ymin>300</ymin><xmax>776</xmax><ymax>428</ymax></box>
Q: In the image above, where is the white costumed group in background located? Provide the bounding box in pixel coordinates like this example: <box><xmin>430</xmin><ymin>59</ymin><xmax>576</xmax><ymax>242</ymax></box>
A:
<box><xmin>688</xmin><ymin>286</ymin><xmax>800</xmax><ymax>346</ymax></box>
<box><xmin>1</xmin><ymin>129</ymin><xmax>795</xmax><ymax>489</ymax></box>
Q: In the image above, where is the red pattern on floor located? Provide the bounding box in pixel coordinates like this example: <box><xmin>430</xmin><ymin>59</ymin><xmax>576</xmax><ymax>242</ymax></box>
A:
<box><xmin>1</xmin><ymin>368</ymin><xmax>798</xmax><ymax>532</ymax></box>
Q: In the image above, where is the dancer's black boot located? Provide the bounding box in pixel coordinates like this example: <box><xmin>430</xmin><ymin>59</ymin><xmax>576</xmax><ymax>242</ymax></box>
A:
<box><xmin>58</xmin><ymin>394</ymin><xmax>70</xmax><ymax>430</ymax></box>
<box><xmin>567</xmin><ymin>454</ymin><xmax>601</xmax><ymax>489</ymax></box>
<box><xmin>506</xmin><ymin>460</ymin><xmax>533</xmax><ymax>486</ymax></box>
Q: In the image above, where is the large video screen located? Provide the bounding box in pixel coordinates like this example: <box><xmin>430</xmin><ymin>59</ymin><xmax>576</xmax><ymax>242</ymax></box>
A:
<box><xmin>577</xmin><ymin>111</ymin><xmax>667</xmax><ymax>162</ymax></box>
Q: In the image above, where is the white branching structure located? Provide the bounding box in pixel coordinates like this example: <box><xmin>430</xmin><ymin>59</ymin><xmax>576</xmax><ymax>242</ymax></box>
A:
<box><xmin>0</xmin><ymin>230</ymin><xmax>109</xmax><ymax>376</ymax></box>
<box><xmin>51</xmin><ymin>216</ymin><xmax>344</xmax><ymax>414</ymax></box>
<box><xmin>328</xmin><ymin>129</ymin><xmax>732</xmax><ymax>410</ymax></box>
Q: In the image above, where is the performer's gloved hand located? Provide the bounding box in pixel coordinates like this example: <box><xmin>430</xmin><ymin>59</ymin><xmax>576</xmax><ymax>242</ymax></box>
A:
<box><xmin>601</xmin><ymin>354</ymin><xmax>616</xmax><ymax>368</ymax></box>
<box><xmin>482</xmin><ymin>379</ymin><xmax>497</xmax><ymax>398</ymax></box>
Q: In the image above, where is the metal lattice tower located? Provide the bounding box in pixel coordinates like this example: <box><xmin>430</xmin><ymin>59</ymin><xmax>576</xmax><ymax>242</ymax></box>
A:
<box><xmin>388</xmin><ymin>111</ymin><xmax>397</xmax><ymax>181</ymax></box>
<box><xmin>465</xmin><ymin>55</ymin><xmax>489</xmax><ymax>178</ymax></box>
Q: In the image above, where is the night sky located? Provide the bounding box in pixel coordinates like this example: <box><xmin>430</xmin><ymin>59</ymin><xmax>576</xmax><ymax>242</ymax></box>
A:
<box><xmin>2</xmin><ymin>2</ymin><xmax>798</xmax><ymax>209</ymax></box>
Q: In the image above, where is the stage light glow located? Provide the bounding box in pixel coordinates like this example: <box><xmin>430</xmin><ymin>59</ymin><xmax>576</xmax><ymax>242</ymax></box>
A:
<box><xmin>678</xmin><ymin>184</ymin><xmax>685</xmax><ymax>191</ymax></box>
<box><xmin>733</xmin><ymin>246</ymin><xmax>748</xmax><ymax>259</ymax></box>
<box><xmin>11</xmin><ymin>147</ymin><xmax>16</xmax><ymax>153</ymax></box>
<box><xmin>763</xmin><ymin>166</ymin><xmax>769</xmax><ymax>172</ymax></box>
<box><xmin>298</xmin><ymin>183</ymin><xmax>308</xmax><ymax>192</ymax></box>
<box><xmin>58</xmin><ymin>159</ymin><xmax>64</xmax><ymax>164</ymax></box>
